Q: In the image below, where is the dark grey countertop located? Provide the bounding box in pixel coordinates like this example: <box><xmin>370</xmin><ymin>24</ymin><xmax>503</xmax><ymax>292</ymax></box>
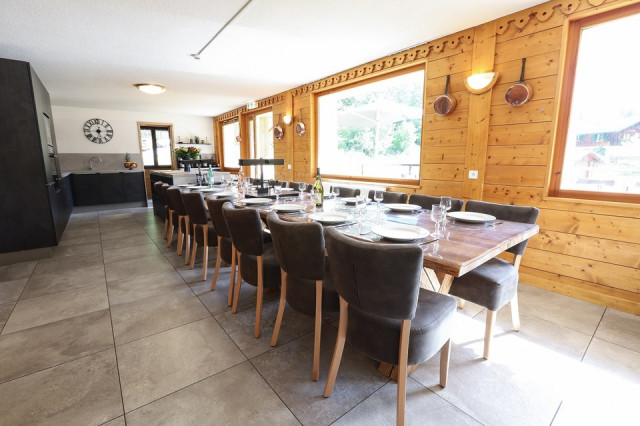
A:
<box><xmin>66</xmin><ymin>169</ymin><xmax>144</xmax><ymax>174</ymax></box>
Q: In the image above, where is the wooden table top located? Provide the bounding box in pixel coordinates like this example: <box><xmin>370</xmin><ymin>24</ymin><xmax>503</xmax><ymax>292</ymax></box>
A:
<box><xmin>241</xmin><ymin>201</ymin><xmax>539</xmax><ymax>279</ymax></box>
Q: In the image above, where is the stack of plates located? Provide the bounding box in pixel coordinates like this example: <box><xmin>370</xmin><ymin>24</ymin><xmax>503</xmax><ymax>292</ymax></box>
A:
<box><xmin>272</xmin><ymin>204</ymin><xmax>304</xmax><ymax>213</ymax></box>
<box><xmin>243</xmin><ymin>198</ymin><xmax>273</xmax><ymax>205</ymax></box>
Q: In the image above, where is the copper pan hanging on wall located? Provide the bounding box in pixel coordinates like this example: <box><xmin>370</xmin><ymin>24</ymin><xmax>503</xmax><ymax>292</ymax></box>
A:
<box><xmin>505</xmin><ymin>58</ymin><xmax>533</xmax><ymax>107</ymax></box>
<box><xmin>273</xmin><ymin>114</ymin><xmax>284</xmax><ymax>139</ymax></box>
<box><xmin>433</xmin><ymin>75</ymin><xmax>457</xmax><ymax>116</ymax></box>
<box><xmin>295</xmin><ymin>109</ymin><xmax>306</xmax><ymax>136</ymax></box>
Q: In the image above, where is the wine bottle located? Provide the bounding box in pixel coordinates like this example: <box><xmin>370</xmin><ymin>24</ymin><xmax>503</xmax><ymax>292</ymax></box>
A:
<box><xmin>313</xmin><ymin>167</ymin><xmax>324</xmax><ymax>207</ymax></box>
<box><xmin>207</xmin><ymin>165</ymin><xmax>214</xmax><ymax>187</ymax></box>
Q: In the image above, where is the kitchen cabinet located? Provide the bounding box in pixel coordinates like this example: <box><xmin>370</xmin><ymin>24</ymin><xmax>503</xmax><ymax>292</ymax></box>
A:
<box><xmin>71</xmin><ymin>172</ymin><xmax>145</xmax><ymax>206</ymax></box>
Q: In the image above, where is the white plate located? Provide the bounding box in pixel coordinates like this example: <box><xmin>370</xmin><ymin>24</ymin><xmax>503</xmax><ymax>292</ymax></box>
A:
<box><xmin>272</xmin><ymin>204</ymin><xmax>304</xmax><ymax>213</ymax></box>
<box><xmin>447</xmin><ymin>211</ymin><xmax>496</xmax><ymax>223</ymax></box>
<box><xmin>371</xmin><ymin>224</ymin><xmax>430</xmax><ymax>242</ymax></box>
<box><xmin>280</xmin><ymin>187</ymin><xmax>295</xmax><ymax>191</ymax></box>
<box><xmin>384</xmin><ymin>203</ymin><xmax>422</xmax><ymax>212</ymax></box>
<box><xmin>308</xmin><ymin>212</ymin><xmax>351</xmax><ymax>224</ymax></box>
<box><xmin>211</xmin><ymin>191</ymin><xmax>236</xmax><ymax>198</ymax></box>
<box><xmin>342</xmin><ymin>197</ymin><xmax>370</xmax><ymax>205</ymax></box>
<box><xmin>200</xmin><ymin>188</ymin><xmax>221</xmax><ymax>193</ymax></box>
<box><xmin>243</xmin><ymin>198</ymin><xmax>273</xmax><ymax>205</ymax></box>
<box><xmin>186</xmin><ymin>185</ymin><xmax>208</xmax><ymax>190</ymax></box>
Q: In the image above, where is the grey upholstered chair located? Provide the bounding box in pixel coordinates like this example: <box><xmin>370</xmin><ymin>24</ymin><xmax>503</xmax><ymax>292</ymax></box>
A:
<box><xmin>409</xmin><ymin>194</ymin><xmax>464</xmax><ymax>212</ymax></box>
<box><xmin>323</xmin><ymin>228</ymin><xmax>456</xmax><ymax>425</ymax></box>
<box><xmin>266</xmin><ymin>212</ymin><xmax>339</xmax><ymax>381</ymax></box>
<box><xmin>206</xmin><ymin>198</ymin><xmax>236</xmax><ymax>306</ymax></box>
<box><xmin>330</xmin><ymin>186</ymin><xmax>360</xmax><ymax>198</ymax></box>
<box><xmin>166</xmin><ymin>186</ymin><xmax>190</xmax><ymax>259</ymax></box>
<box><xmin>222</xmin><ymin>203</ymin><xmax>281</xmax><ymax>338</ymax></box>
<box><xmin>182</xmin><ymin>192</ymin><xmax>217</xmax><ymax>280</ymax></box>
<box><xmin>154</xmin><ymin>181</ymin><xmax>170</xmax><ymax>240</ymax></box>
<box><xmin>367</xmin><ymin>190</ymin><xmax>408</xmax><ymax>204</ymax></box>
<box><xmin>448</xmin><ymin>200</ymin><xmax>539</xmax><ymax>360</ymax></box>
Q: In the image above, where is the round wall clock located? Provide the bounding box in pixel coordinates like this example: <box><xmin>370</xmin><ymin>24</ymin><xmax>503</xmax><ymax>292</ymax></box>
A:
<box><xmin>83</xmin><ymin>118</ymin><xmax>114</xmax><ymax>144</ymax></box>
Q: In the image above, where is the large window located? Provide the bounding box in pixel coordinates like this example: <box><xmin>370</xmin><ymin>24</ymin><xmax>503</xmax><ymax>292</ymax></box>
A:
<box><xmin>221</xmin><ymin>120</ymin><xmax>240</xmax><ymax>169</ymax></box>
<box><xmin>317</xmin><ymin>68</ymin><xmax>424</xmax><ymax>182</ymax></box>
<box><xmin>247</xmin><ymin>111</ymin><xmax>274</xmax><ymax>179</ymax></box>
<box><xmin>140</xmin><ymin>125</ymin><xmax>171</xmax><ymax>167</ymax></box>
<box><xmin>551</xmin><ymin>4</ymin><xmax>640</xmax><ymax>202</ymax></box>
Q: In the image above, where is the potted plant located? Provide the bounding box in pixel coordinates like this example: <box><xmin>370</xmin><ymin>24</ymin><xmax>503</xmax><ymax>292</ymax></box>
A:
<box><xmin>194</xmin><ymin>136</ymin><xmax>200</xmax><ymax>144</ymax></box>
<box><xmin>124</xmin><ymin>153</ymin><xmax>137</xmax><ymax>169</ymax></box>
<box><xmin>173</xmin><ymin>146</ymin><xmax>200</xmax><ymax>171</ymax></box>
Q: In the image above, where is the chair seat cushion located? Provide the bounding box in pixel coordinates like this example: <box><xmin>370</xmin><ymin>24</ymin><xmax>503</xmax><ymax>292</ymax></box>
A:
<box><xmin>346</xmin><ymin>289</ymin><xmax>456</xmax><ymax>365</ymax></box>
<box><xmin>449</xmin><ymin>257</ymin><xmax>518</xmax><ymax>311</ymax></box>
<box><xmin>240</xmin><ymin>244</ymin><xmax>281</xmax><ymax>288</ymax></box>
<box><xmin>285</xmin><ymin>262</ymin><xmax>339</xmax><ymax>317</ymax></box>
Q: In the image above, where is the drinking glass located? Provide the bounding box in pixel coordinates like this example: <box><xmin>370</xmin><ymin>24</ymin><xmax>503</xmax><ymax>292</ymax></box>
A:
<box><xmin>440</xmin><ymin>196</ymin><xmax>452</xmax><ymax>231</ymax></box>
<box><xmin>431</xmin><ymin>204</ymin><xmax>445</xmax><ymax>238</ymax></box>
<box><xmin>373</xmin><ymin>190</ymin><xmax>384</xmax><ymax>221</ymax></box>
<box><xmin>298</xmin><ymin>182</ymin><xmax>306</xmax><ymax>200</ymax></box>
<box><xmin>356</xmin><ymin>196</ymin><xmax>368</xmax><ymax>234</ymax></box>
<box><xmin>332</xmin><ymin>187</ymin><xmax>340</xmax><ymax>199</ymax></box>
<box><xmin>274</xmin><ymin>184</ymin><xmax>282</xmax><ymax>204</ymax></box>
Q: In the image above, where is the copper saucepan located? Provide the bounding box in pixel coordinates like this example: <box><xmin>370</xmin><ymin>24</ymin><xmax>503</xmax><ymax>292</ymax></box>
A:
<box><xmin>273</xmin><ymin>114</ymin><xmax>284</xmax><ymax>139</ymax></box>
<box><xmin>505</xmin><ymin>58</ymin><xmax>533</xmax><ymax>107</ymax></box>
<box><xmin>295</xmin><ymin>109</ymin><xmax>306</xmax><ymax>136</ymax></box>
<box><xmin>434</xmin><ymin>75</ymin><xmax>457</xmax><ymax>116</ymax></box>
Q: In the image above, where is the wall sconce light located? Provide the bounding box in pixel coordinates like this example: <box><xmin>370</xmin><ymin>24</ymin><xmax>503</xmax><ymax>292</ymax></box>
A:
<box><xmin>283</xmin><ymin>115</ymin><xmax>293</xmax><ymax>126</ymax></box>
<box><xmin>134</xmin><ymin>83</ymin><xmax>166</xmax><ymax>94</ymax></box>
<box><xmin>464</xmin><ymin>72</ymin><xmax>499</xmax><ymax>94</ymax></box>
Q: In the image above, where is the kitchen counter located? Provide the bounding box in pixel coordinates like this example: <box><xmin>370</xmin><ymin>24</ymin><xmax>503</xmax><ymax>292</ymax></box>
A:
<box><xmin>67</xmin><ymin>169</ymin><xmax>143</xmax><ymax>174</ymax></box>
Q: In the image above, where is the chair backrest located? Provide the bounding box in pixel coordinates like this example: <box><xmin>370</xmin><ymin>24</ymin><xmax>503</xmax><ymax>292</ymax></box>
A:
<box><xmin>409</xmin><ymin>194</ymin><xmax>464</xmax><ymax>212</ymax></box>
<box><xmin>465</xmin><ymin>200</ymin><xmax>540</xmax><ymax>256</ymax></box>
<box><xmin>160</xmin><ymin>184</ymin><xmax>171</xmax><ymax>208</ymax></box>
<box><xmin>222</xmin><ymin>203</ymin><xmax>265</xmax><ymax>255</ymax></box>
<box><xmin>166</xmin><ymin>186</ymin><xmax>188</xmax><ymax>216</ymax></box>
<box><xmin>266</xmin><ymin>212</ymin><xmax>325</xmax><ymax>280</ymax></box>
<box><xmin>154</xmin><ymin>181</ymin><xmax>166</xmax><ymax>205</ymax></box>
<box><xmin>181</xmin><ymin>192</ymin><xmax>208</xmax><ymax>225</ymax></box>
<box><xmin>367</xmin><ymin>190</ymin><xmax>408</xmax><ymax>204</ymax></box>
<box><xmin>331</xmin><ymin>186</ymin><xmax>360</xmax><ymax>198</ymax></box>
<box><xmin>325</xmin><ymin>227</ymin><xmax>423</xmax><ymax>320</ymax></box>
<box><xmin>273</xmin><ymin>180</ymin><xmax>288</xmax><ymax>188</ymax></box>
<box><xmin>205</xmin><ymin>198</ymin><xmax>231</xmax><ymax>239</ymax></box>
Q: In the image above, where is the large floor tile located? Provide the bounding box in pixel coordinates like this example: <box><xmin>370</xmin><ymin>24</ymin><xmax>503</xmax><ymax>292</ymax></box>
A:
<box><xmin>252</xmin><ymin>328</ymin><xmax>388</xmax><ymax>426</ymax></box>
<box><xmin>20</xmin><ymin>264</ymin><xmax>105</xmax><ymax>300</ymax></box>
<box><xmin>0</xmin><ymin>278</ymin><xmax>28</xmax><ymax>304</ymax></box>
<box><xmin>126</xmin><ymin>361</ymin><xmax>299</xmax><ymax>425</ymax></box>
<box><xmin>110</xmin><ymin>287</ymin><xmax>210</xmax><ymax>345</ymax></box>
<box><xmin>553</xmin><ymin>338</ymin><xmax>640</xmax><ymax>426</ymax></box>
<box><xmin>51</xmin><ymin>241</ymin><xmax>102</xmax><ymax>258</ymax></box>
<box><xmin>56</xmin><ymin>232</ymin><xmax>101</xmax><ymax>247</ymax></box>
<box><xmin>215</xmin><ymin>294</ymin><xmax>313</xmax><ymax>359</ymax></box>
<box><xmin>0</xmin><ymin>261</ymin><xmax>37</xmax><ymax>282</ymax></box>
<box><xmin>0</xmin><ymin>302</ymin><xmax>14</xmax><ymax>331</ymax></box>
<box><xmin>333</xmin><ymin>377</ymin><xmax>480</xmax><ymax>426</ymax></box>
<box><xmin>410</xmin><ymin>313</ymin><xmax>575</xmax><ymax>426</ymax></box>
<box><xmin>594</xmin><ymin>308</ymin><xmax>640</xmax><ymax>353</ymax></box>
<box><xmin>100</xmin><ymin>227</ymin><xmax>149</xmax><ymax>242</ymax></box>
<box><xmin>104</xmin><ymin>253</ymin><xmax>173</xmax><ymax>282</ymax></box>
<box><xmin>117</xmin><ymin>317</ymin><xmax>246</xmax><ymax>412</ymax></box>
<box><xmin>2</xmin><ymin>283</ymin><xmax>108</xmax><ymax>334</ymax></box>
<box><xmin>102</xmin><ymin>243</ymin><xmax>164</xmax><ymax>264</ymax></box>
<box><xmin>100</xmin><ymin>233</ymin><xmax>156</xmax><ymax>251</ymax></box>
<box><xmin>191</xmin><ymin>277</ymin><xmax>257</xmax><ymax>316</ymax></box>
<box><xmin>0</xmin><ymin>349</ymin><xmax>123</xmax><ymax>426</ymax></box>
<box><xmin>107</xmin><ymin>270</ymin><xmax>188</xmax><ymax>306</ymax></box>
<box><xmin>0</xmin><ymin>309</ymin><xmax>113</xmax><ymax>383</ymax></box>
<box><xmin>517</xmin><ymin>284</ymin><xmax>605</xmax><ymax>335</ymax></box>
<box><xmin>32</xmin><ymin>252</ymin><xmax>104</xmax><ymax>276</ymax></box>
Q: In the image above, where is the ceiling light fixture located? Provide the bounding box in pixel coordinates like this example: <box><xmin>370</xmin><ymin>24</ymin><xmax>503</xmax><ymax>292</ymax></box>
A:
<box><xmin>134</xmin><ymin>83</ymin><xmax>166</xmax><ymax>94</ymax></box>
<box><xmin>464</xmin><ymin>72</ymin><xmax>499</xmax><ymax>94</ymax></box>
<box><xmin>190</xmin><ymin>0</ymin><xmax>254</xmax><ymax>60</ymax></box>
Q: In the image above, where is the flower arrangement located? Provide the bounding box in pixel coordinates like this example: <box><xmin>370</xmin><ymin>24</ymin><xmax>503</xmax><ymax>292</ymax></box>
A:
<box><xmin>173</xmin><ymin>146</ymin><xmax>200</xmax><ymax>160</ymax></box>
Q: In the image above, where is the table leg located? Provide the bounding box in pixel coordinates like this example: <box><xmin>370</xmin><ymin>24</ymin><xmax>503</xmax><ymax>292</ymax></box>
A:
<box><xmin>439</xmin><ymin>274</ymin><xmax>454</xmax><ymax>295</ymax></box>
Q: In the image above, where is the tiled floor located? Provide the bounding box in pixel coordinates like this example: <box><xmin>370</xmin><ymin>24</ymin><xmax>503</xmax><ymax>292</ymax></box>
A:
<box><xmin>0</xmin><ymin>206</ymin><xmax>638</xmax><ymax>425</ymax></box>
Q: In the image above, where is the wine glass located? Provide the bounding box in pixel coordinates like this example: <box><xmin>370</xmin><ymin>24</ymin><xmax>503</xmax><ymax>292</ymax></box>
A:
<box><xmin>431</xmin><ymin>204</ymin><xmax>445</xmax><ymax>238</ymax></box>
<box><xmin>440</xmin><ymin>196</ymin><xmax>452</xmax><ymax>231</ymax></box>
<box><xmin>373</xmin><ymin>190</ymin><xmax>384</xmax><ymax>221</ymax></box>
<box><xmin>356</xmin><ymin>195</ymin><xmax>368</xmax><ymax>234</ymax></box>
<box><xmin>332</xmin><ymin>187</ymin><xmax>340</xmax><ymax>199</ymax></box>
<box><xmin>298</xmin><ymin>182</ymin><xmax>306</xmax><ymax>200</ymax></box>
<box><xmin>274</xmin><ymin>184</ymin><xmax>282</xmax><ymax>204</ymax></box>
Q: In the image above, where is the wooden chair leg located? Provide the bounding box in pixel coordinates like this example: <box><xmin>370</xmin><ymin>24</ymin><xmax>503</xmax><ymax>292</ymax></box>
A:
<box><xmin>511</xmin><ymin>293</ymin><xmax>521</xmax><ymax>331</ymax></box>
<box><xmin>227</xmin><ymin>247</ymin><xmax>237</xmax><ymax>306</ymax></box>
<box><xmin>202</xmin><ymin>226</ymin><xmax>209</xmax><ymax>281</ymax></box>
<box><xmin>166</xmin><ymin>210</ymin><xmax>174</xmax><ymax>247</ymax></box>
<box><xmin>211</xmin><ymin>237</ymin><xmax>222</xmax><ymax>291</ymax></box>
<box><xmin>397</xmin><ymin>319</ymin><xmax>411</xmax><ymax>426</ymax></box>
<box><xmin>324</xmin><ymin>297</ymin><xmax>348</xmax><ymax>398</ymax></box>
<box><xmin>184</xmin><ymin>217</ymin><xmax>191</xmax><ymax>264</ymax></box>
<box><xmin>231</xmin><ymin>253</ymin><xmax>243</xmax><ymax>313</ymax></box>
<box><xmin>189</xmin><ymin>226</ymin><xmax>198</xmax><ymax>270</ymax></box>
<box><xmin>313</xmin><ymin>280</ymin><xmax>323</xmax><ymax>382</ymax></box>
<box><xmin>439</xmin><ymin>338</ymin><xmax>451</xmax><ymax>387</ymax></box>
<box><xmin>458</xmin><ymin>298</ymin><xmax>465</xmax><ymax>309</ymax></box>
<box><xmin>270</xmin><ymin>270</ymin><xmax>287</xmax><ymax>347</ymax></box>
<box><xmin>177</xmin><ymin>216</ymin><xmax>184</xmax><ymax>255</ymax></box>
<box><xmin>163</xmin><ymin>208</ymin><xmax>169</xmax><ymax>239</ymax></box>
<box><xmin>484</xmin><ymin>309</ymin><xmax>497</xmax><ymax>360</ymax></box>
<box><xmin>254</xmin><ymin>255</ymin><xmax>264</xmax><ymax>338</ymax></box>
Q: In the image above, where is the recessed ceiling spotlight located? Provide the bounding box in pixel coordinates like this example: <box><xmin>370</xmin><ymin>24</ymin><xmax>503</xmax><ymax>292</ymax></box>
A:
<box><xmin>134</xmin><ymin>84</ymin><xmax>166</xmax><ymax>95</ymax></box>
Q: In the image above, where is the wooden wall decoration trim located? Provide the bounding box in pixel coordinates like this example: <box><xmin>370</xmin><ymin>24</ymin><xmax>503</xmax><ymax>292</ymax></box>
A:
<box><xmin>214</xmin><ymin>93</ymin><xmax>287</xmax><ymax>122</ymax></box>
<box><xmin>291</xmin><ymin>30</ymin><xmax>474</xmax><ymax>97</ymax></box>
<box><xmin>495</xmin><ymin>0</ymin><xmax>616</xmax><ymax>34</ymax></box>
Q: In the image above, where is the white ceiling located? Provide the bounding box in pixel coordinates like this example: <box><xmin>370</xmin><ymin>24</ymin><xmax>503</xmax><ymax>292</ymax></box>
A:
<box><xmin>0</xmin><ymin>0</ymin><xmax>545</xmax><ymax>117</ymax></box>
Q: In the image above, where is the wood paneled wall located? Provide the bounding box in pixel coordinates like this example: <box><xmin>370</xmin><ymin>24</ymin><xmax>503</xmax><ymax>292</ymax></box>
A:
<box><xmin>214</xmin><ymin>0</ymin><xmax>640</xmax><ymax>315</ymax></box>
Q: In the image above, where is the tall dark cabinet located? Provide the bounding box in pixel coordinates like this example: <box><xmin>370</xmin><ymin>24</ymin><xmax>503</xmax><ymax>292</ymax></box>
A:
<box><xmin>0</xmin><ymin>58</ymin><xmax>71</xmax><ymax>254</ymax></box>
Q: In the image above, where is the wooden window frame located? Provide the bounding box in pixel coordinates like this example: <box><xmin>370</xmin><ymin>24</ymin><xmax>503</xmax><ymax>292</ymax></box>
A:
<box><xmin>549</xmin><ymin>3</ymin><xmax>640</xmax><ymax>203</ymax></box>
<box><xmin>216</xmin><ymin>116</ymin><xmax>240</xmax><ymax>172</ymax></box>
<box><xmin>314</xmin><ymin>64</ymin><xmax>426</xmax><ymax>187</ymax></box>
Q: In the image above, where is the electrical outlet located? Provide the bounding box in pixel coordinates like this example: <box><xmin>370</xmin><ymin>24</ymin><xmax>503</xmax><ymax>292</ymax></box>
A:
<box><xmin>469</xmin><ymin>170</ymin><xmax>479</xmax><ymax>179</ymax></box>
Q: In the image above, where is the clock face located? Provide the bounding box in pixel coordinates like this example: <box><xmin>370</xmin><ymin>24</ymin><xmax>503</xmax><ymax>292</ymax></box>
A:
<box><xmin>83</xmin><ymin>118</ymin><xmax>113</xmax><ymax>144</ymax></box>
